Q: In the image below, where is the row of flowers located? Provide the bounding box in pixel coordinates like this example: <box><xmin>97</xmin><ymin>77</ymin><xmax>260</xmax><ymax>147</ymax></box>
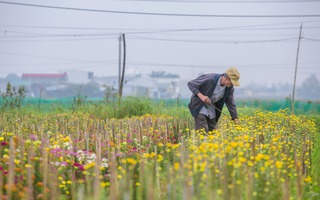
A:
<box><xmin>0</xmin><ymin>110</ymin><xmax>318</xmax><ymax>199</ymax></box>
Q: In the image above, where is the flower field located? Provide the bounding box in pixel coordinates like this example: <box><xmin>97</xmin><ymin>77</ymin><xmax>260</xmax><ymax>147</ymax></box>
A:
<box><xmin>0</xmin><ymin>109</ymin><xmax>319</xmax><ymax>199</ymax></box>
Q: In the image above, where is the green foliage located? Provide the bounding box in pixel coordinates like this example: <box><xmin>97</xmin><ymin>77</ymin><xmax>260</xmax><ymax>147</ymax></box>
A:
<box><xmin>2</xmin><ymin>97</ymin><xmax>320</xmax><ymax>119</ymax></box>
<box><xmin>42</xmin><ymin>96</ymin><xmax>154</xmax><ymax>119</ymax></box>
<box><xmin>237</xmin><ymin>107</ymin><xmax>259</xmax><ymax>116</ymax></box>
<box><xmin>150</xmin><ymin>99</ymin><xmax>189</xmax><ymax>118</ymax></box>
<box><xmin>237</xmin><ymin>99</ymin><xmax>320</xmax><ymax>115</ymax></box>
<box><xmin>115</xmin><ymin>96</ymin><xmax>152</xmax><ymax>118</ymax></box>
<box><xmin>103</xmin><ymin>84</ymin><xmax>117</xmax><ymax>103</ymax></box>
<box><xmin>0</xmin><ymin>82</ymin><xmax>26</xmax><ymax>110</ymax></box>
<box><xmin>71</xmin><ymin>95</ymin><xmax>87</xmax><ymax>111</ymax></box>
<box><xmin>310</xmin><ymin>115</ymin><xmax>320</xmax><ymax>184</ymax></box>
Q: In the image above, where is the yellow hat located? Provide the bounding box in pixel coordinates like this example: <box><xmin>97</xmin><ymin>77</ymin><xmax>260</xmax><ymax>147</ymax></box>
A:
<box><xmin>226</xmin><ymin>67</ymin><xmax>240</xmax><ymax>87</ymax></box>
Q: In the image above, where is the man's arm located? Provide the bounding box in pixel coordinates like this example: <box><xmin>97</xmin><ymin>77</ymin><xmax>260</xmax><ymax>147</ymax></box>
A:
<box><xmin>187</xmin><ymin>74</ymin><xmax>212</xmax><ymax>104</ymax></box>
<box><xmin>225</xmin><ymin>87</ymin><xmax>238</xmax><ymax>120</ymax></box>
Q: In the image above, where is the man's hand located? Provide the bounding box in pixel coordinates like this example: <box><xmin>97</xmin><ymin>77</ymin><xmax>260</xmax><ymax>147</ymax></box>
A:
<box><xmin>234</xmin><ymin>118</ymin><xmax>240</xmax><ymax>124</ymax></box>
<box><xmin>197</xmin><ymin>93</ymin><xmax>211</xmax><ymax>104</ymax></box>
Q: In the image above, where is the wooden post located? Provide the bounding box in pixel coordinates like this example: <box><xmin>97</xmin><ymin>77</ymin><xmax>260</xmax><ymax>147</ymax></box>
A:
<box><xmin>118</xmin><ymin>33</ymin><xmax>122</xmax><ymax>96</ymax></box>
<box><xmin>119</xmin><ymin>33</ymin><xmax>126</xmax><ymax>98</ymax></box>
<box><xmin>291</xmin><ymin>23</ymin><xmax>303</xmax><ymax>114</ymax></box>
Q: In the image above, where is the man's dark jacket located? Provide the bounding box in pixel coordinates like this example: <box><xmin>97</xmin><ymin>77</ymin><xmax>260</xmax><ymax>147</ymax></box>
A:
<box><xmin>187</xmin><ymin>73</ymin><xmax>238</xmax><ymax>122</ymax></box>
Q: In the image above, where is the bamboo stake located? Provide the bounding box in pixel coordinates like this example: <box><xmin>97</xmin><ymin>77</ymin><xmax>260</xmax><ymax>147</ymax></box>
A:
<box><xmin>42</xmin><ymin>139</ymin><xmax>49</xmax><ymax>200</ymax></box>
<box><xmin>26</xmin><ymin>144</ymin><xmax>34</xmax><ymax>200</ymax></box>
<box><xmin>0</xmin><ymin>166</ymin><xmax>3</xmax><ymax>200</ymax></box>
<box><xmin>7</xmin><ymin>137</ymin><xmax>15</xmax><ymax>200</ymax></box>
<box><xmin>93</xmin><ymin>136</ymin><xmax>101</xmax><ymax>200</ymax></box>
<box><xmin>154</xmin><ymin>145</ymin><xmax>160</xmax><ymax>200</ymax></box>
<box><xmin>294</xmin><ymin>150</ymin><xmax>303</xmax><ymax>200</ymax></box>
<box><xmin>110</xmin><ymin>153</ymin><xmax>119</xmax><ymax>200</ymax></box>
<box><xmin>48</xmin><ymin>158</ymin><xmax>59</xmax><ymax>199</ymax></box>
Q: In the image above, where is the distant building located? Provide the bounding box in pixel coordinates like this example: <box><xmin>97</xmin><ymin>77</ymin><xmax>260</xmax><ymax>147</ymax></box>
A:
<box><xmin>95</xmin><ymin>69</ymin><xmax>181</xmax><ymax>99</ymax></box>
<box><xmin>21</xmin><ymin>72</ymin><xmax>68</xmax><ymax>85</ymax></box>
<box><xmin>65</xmin><ymin>70</ymin><xmax>93</xmax><ymax>84</ymax></box>
<box><xmin>21</xmin><ymin>72</ymin><xmax>68</xmax><ymax>97</ymax></box>
<box><xmin>125</xmin><ymin>70</ymin><xmax>180</xmax><ymax>99</ymax></box>
<box><xmin>0</xmin><ymin>73</ymin><xmax>25</xmax><ymax>92</ymax></box>
<box><xmin>124</xmin><ymin>75</ymin><xmax>154</xmax><ymax>97</ymax></box>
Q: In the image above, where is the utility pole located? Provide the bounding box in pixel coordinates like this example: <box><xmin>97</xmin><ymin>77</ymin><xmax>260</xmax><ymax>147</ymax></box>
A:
<box><xmin>118</xmin><ymin>33</ymin><xmax>122</xmax><ymax>95</ymax></box>
<box><xmin>291</xmin><ymin>23</ymin><xmax>303</xmax><ymax>115</ymax></box>
<box><xmin>119</xmin><ymin>33</ymin><xmax>126</xmax><ymax>98</ymax></box>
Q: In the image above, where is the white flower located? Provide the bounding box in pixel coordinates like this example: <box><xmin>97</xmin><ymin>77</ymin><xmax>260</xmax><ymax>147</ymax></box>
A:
<box><xmin>101</xmin><ymin>162</ymin><xmax>109</xmax><ymax>168</ymax></box>
<box><xmin>77</xmin><ymin>150</ymin><xmax>85</xmax><ymax>162</ymax></box>
<box><xmin>63</xmin><ymin>142</ymin><xmax>70</xmax><ymax>148</ymax></box>
<box><xmin>101</xmin><ymin>158</ymin><xmax>109</xmax><ymax>168</ymax></box>
<box><xmin>87</xmin><ymin>153</ymin><xmax>96</xmax><ymax>160</ymax></box>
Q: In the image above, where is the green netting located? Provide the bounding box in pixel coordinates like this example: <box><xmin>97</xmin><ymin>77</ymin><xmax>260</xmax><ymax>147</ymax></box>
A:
<box><xmin>22</xmin><ymin>97</ymin><xmax>104</xmax><ymax>106</ymax></box>
<box><xmin>156</xmin><ymin>98</ymin><xmax>320</xmax><ymax>115</ymax></box>
<box><xmin>0</xmin><ymin>97</ymin><xmax>319</xmax><ymax>115</ymax></box>
<box><xmin>237</xmin><ymin>99</ymin><xmax>320</xmax><ymax>115</ymax></box>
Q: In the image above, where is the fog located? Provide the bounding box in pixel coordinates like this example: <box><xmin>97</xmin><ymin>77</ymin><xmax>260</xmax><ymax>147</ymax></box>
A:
<box><xmin>1</xmin><ymin>0</ymin><xmax>320</xmax><ymax>87</ymax></box>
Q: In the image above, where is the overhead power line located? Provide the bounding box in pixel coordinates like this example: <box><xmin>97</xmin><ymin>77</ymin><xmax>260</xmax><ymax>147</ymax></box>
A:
<box><xmin>0</xmin><ymin>33</ymin><xmax>299</xmax><ymax>43</ymax></box>
<box><xmin>1</xmin><ymin>24</ymin><xmax>317</xmax><ymax>34</ymax></box>
<box><xmin>0</xmin><ymin>29</ymin><xmax>119</xmax><ymax>37</ymax></box>
<box><xmin>1</xmin><ymin>21</ymin><xmax>318</xmax><ymax>40</ymax></box>
<box><xmin>1</xmin><ymin>1</ymin><xmax>320</xmax><ymax>18</ymax></box>
<box><xmin>1</xmin><ymin>60</ymin><xmax>318</xmax><ymax>72</ymax></box>
<box><xmin>1</xmin><ymin>19</ymin><xmax>320</xmax><ymax>31</ymax></box>
<box><xmin>128</xmin><ymin>35</ymin><xmax>298</xmax><ymax>43</ymax></box>
<box><xmin>119</xmin><ymin>0</ymin><xmax>320</xmax><ymax>3</ymax></box>
<box><xmin>303</xmin><ymin>37</ymin><xmax>320</xmax><ymax>41</ymax></box>
<box><xmin>0</xmin><ymin>50</ymin><xmax>108</xmax><ymax>63</ymax></box>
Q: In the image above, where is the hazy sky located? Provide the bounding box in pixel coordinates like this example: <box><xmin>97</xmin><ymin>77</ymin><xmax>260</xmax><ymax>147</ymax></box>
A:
<box><xmin>0</xmin><ymin>0</ymin><xmax>320</xmax><ymax>87</ymax></box>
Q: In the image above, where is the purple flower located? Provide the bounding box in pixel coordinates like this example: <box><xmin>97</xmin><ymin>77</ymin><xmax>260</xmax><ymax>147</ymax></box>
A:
<box><xmin>1</xmin><ymin>141</ymin><xmax>8</xmax><ymax>146</ymax></box>
<box><xmin>73</xmin><ymin>163</ymin><xmax>84</xmax><ymax>171</ymax></box>
<box><xmin>30</xmin><ymin>134</ymin><xmax>37</xmax><ymax>141</ymax></box>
